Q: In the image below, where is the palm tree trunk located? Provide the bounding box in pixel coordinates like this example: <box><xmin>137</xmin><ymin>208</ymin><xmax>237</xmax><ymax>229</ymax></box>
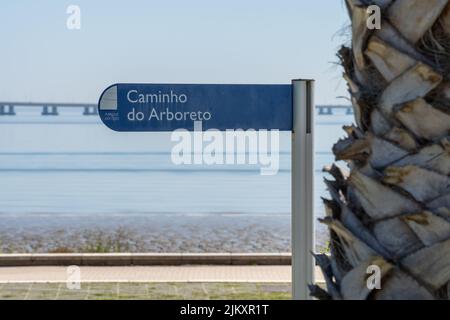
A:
<box><xmin>310</xmin><ymin>0</ymin><xmax>450</xmax><ymax>300</ymax></box>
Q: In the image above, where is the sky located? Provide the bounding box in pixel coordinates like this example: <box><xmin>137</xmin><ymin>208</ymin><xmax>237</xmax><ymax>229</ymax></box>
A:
<box><xmin>0</xmin><ymin>1</ymin><xmax>350</xmax><ymax>105</ymax></box>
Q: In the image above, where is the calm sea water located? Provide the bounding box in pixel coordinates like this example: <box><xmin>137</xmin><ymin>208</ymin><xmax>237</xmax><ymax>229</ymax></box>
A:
<box><xmin>0</xmin><ymin>107</ymin><xmax>352</xmax><ymax>249</ymax></box>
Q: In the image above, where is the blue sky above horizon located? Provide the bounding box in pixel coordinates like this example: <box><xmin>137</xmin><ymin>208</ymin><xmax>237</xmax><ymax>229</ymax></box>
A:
<box><xmin>0</xmin><ymin>1</ymin><xmax>349</xmax><ymax>105</ymax></box>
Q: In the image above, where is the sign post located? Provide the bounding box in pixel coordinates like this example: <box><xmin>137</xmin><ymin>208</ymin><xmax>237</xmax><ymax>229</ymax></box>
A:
<box><xmin>98</xmin><ymin>80</ymin><xmax>315</xmax><ymax>300</ymax></box>
<box><xmin>292</xmin><ymin>79</ymin><xmax>315</xmax><ymax>300</ymax></box>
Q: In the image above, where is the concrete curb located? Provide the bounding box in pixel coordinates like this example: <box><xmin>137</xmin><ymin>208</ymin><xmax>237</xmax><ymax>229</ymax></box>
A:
<box><xmin>0</xmin><ymin>253</ymin><xmax>291</xmax><ymax>266</ymax></box>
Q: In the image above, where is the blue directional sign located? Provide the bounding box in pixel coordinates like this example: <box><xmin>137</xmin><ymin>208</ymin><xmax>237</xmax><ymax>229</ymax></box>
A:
<box><xmin>98</xmin><ymin>83</ymin><xmax>292</xmax><ymax>131</ymax></box>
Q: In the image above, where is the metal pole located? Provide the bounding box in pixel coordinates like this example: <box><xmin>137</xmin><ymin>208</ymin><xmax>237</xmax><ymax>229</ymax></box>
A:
<box><xmin>292</xmin><ymin>79</ymin><xmax>315</xmax><ymax>300</ymax></box>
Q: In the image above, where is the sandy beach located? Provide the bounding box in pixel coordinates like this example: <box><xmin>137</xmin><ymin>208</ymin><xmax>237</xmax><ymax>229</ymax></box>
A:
<box><xmin>0</xmin><ymin>213</ymin><xmax>329</xmax><ymax>253</ymax></box>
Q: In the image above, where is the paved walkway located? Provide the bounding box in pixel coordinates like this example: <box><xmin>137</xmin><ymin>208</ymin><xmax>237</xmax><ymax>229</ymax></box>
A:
<box><xmin>0</xmin><ymin>282</ymin><xmax>293</xmax><ymax>300</ymax></box>
<box><xmin>0</xmin><ymin>266</ymin><xmax>324</xmax><ymax>283</ymax></box>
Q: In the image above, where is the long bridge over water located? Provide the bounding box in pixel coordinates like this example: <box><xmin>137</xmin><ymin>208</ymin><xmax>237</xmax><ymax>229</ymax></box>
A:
<box><xmin>0</xmin><ymin>102</ymin><xmax>98</xmax><ymax>116</ymax></box>
<box><xmin>0</xmin><ymin>102</ymin><xmax>353</xmax><ymax>116</ymax></box>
